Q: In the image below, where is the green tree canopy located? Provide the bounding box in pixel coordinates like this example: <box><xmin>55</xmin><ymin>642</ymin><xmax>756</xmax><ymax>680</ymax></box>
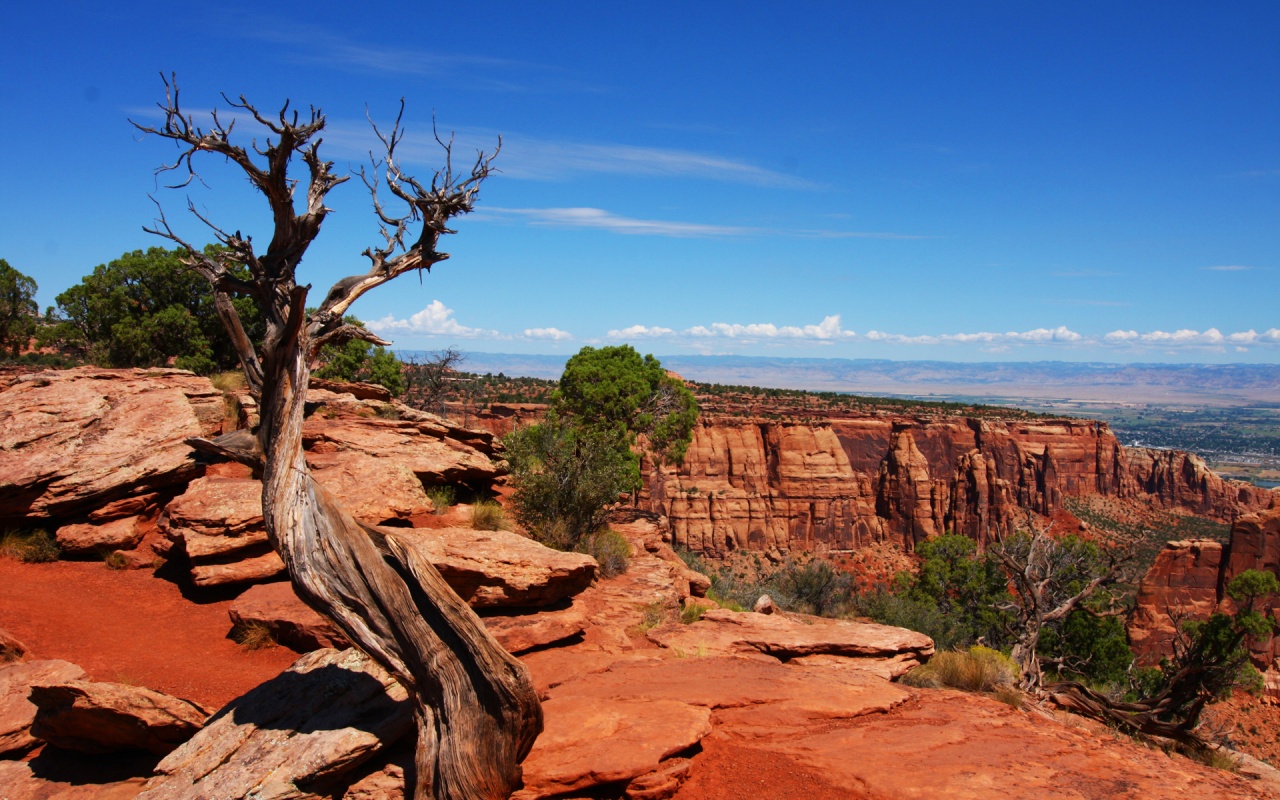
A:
<box><xmin>553</xmin><ymin>344</ymin><xmax>699</xmax><ymax>464</ymax></box>
<box><xmin>0</xmin><ymin>260</ymin><xmax>38</xmax><ymax>357</ymax></box>
<box><xmin>53</xmin><ymin>245</ymin><xmax>264</xmax><ymax>374</ymax></box>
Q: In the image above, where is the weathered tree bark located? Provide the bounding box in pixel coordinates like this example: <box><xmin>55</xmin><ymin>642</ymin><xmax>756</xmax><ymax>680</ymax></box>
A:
<box><xmin>137</xmin><ymin>76</ymin><xmax>541</xmax><ymax>798</ymax></box>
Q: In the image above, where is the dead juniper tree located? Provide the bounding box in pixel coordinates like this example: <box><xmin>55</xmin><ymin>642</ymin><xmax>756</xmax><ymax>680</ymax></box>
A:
<box><xmin>989</xmin><ymin>523</ymin><xmax>1129</xmax><ymax>693</ymax></box>
<box><xmin>134</xmin><ymin>75</ymin><xmax>541</xmax><ymax>799</ymax></box>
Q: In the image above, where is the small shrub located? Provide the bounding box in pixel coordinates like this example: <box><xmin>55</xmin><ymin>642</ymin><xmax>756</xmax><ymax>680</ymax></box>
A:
<box><xmin>706</xmin><ymin>588</ymin><xmax>746</xmax><ymax>612</ymax></box>
<box><xmin>0</xmin><ymin>529</ymin><xmax>61</xmax><ymax>563</ymax></box>
<box><xmin>231</xmin><ymin>621</ymin><xmax>278</xmax><ymax>650</ymax></box>
<box><xmin>636</xmin><ymin>602</ymin><xmax>667</xmax><ymax>632</ymax></box>
<box><xmin>103</xmin><ymin>551</ymin><xmax>129</xmax><ymax>570</ymax></box>
<box><xmin>993</xmin><ymin>684</ymin><xmax>1024</xmax><ymax>709</ymax></box>
<box><xmin>901</xmin><ymin>646</ymin><xmax>1017</xmax><ymax>693</ymax></box>
<box><xmin>374</xmin><ymin>404</ymin><xmax>401</xmax><ymax>420</ymax></box>
<box><xmin>680</xmin><ymin>603</ymin><xmax>708</xmax><ymax>625</ymax></box>
<box><xmin>579</xmin><ymin>529</ymin><xmax>631</xmax><ymax>578</ymax></box>
<box><xmin>425</xmin><ymin>486</ymin><xmax>456</xmax><ymax>515</ymax></box>
<box><xmin>470</xmin><ymin>499</ymin><xmax>506</xmax><ymax>531</ymax></box>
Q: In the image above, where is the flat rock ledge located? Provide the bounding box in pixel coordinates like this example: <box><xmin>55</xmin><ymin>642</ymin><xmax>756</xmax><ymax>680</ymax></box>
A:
<box><xmin>648</xmin><ymin>608</ymin><xmax>936</xmax><ymax>679</ymax></box>
<box><xmin>0</xmin><ymin>659</ymin><xmax>87</xmax><ymax>757</ymax></box>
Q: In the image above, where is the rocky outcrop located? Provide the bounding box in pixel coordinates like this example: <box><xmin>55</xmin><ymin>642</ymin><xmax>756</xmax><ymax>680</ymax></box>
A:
<box><xmin>648</xmin><ymin>608</ymin><xmax>934</xmax><ymax>679</ymax></box>
<box><xmin>384</xmin><ymin>527</ymin><xmax>596</xmax><ymax>609</ymax></box>
<box><xmin>1128</xmin><ymin>505</ymin><xmax>1280</xmax><ymax>696</ymax></box>
<box><xmin>228</xmin><ymin>582</ymin><xmax>350</xmax><ymax>652</ymax></box>
<box><xmin>1</xmin><ymin>627</ymin><xmax>28</xmax><ymax>662</ymax></box>
<box><xmin>137</xmin><ymin>648</ymin><xmax>411</xmax><ymax>800</ymax></box>
<box><xmin>646</xmin><ymin>415</ymin><xmax>1277</xmax><ymax>556</ymax></box>
<box><xmin>0</xmin><ymin>659</ymin><xmax>87</xmax><ymax>757</ymax></box>
<box><xmin>28</xmin><ymin>680</ymin><xmax>209</xmax><ymax>755</ymax></box>
<box><xmin>1128</xmin><ymin>540</ymin><xmax>1225</xmax><ymax>664</ymax></box>
<box><xmin>0</xmin><ymin>368</ymin><xmax>223</xmax><ymax>524</ymax></box>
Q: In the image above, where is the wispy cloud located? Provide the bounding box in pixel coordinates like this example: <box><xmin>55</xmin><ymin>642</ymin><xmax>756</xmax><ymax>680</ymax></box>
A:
<box><xmin>479</xmin><ymin>206</ymin><xmax>927</xmax><ymax>240</ymax></box>
<box><xmin>320</xmin><ymin>120</ymin><xmax>820</xmax><ymax>189</ymax></box>
<box><xmin>1201</xmin><ymin>265</ymin><xmax>1255</xmax><ymax>272</ymax></box>
<box><xmin>1052</xmin><ymin>270</ymin><xmax>1121</xmax><ymax>278</ymax></box>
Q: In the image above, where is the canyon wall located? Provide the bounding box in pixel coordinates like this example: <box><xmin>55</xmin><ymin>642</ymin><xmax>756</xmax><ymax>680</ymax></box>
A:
<box><xmin>641</xmin><ymin>414</ymin><xmax>1277</xmax><ymax>557</ymax></box>
<box><xmin>1129</xmin><ymin>505</ymin><xmax>1280</xmax><ymax>697</ymax></box>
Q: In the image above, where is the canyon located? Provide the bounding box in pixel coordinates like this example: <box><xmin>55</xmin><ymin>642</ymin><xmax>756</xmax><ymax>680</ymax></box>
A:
<box><xmin>641</xmin><ymin>412</ymin><xmax>1276</xmax><ymax>557</ymax></box>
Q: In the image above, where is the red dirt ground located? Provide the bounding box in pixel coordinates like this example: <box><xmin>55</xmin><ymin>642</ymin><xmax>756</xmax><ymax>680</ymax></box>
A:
<box><xmin>0</xmin><ymin>558</ymin><xmax>298</xmax><ymax>710</ymax></box>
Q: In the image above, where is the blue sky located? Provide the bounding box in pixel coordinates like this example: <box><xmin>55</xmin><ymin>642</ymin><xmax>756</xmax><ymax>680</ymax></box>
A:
<box><xmin>3</xmin><ymin>2</ymin><xmax>1277</xmax><ymax>362</ymax></box>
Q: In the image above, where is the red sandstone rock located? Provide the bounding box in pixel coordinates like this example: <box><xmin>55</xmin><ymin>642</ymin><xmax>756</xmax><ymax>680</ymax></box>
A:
<box><xmin>138</xmin><ymin>648</ymin><xmax>411</xmax><ymax>800</ymax></box>
<box><xmin>384</xmin><ymin>527</ymin><xmax>595</xmax><ymax>608</ymax></box>
<box><xmin>648</xmin><ymin>609</ymin><xmax>934</xmax><ymax>678</ymax></box>
<box><xmin>0</xmin><ymin>368</ymin><xmax>223</xmax><ymax>522</ymax></box>
<box><xmin>191</xmin><ymin>551</ymin><xmax>286</xmax><ymax>588</ymax></box>
<box><xmin>0</xmin><ymin>760</ymin><xmax>146</xmax><ymax>800</ymax></box>
<box><xmin>644</xmin><ymin>414</ymin><xmax>1278</xmax><ymax>557</ymax></box>
<box><xmin>1128</xmin><ymin>540</ymin><xmax>1224</xmax><ymax>665</ymax></box>
<box><xmin>0</xmin><ymin>659</ymin><xmax>86</xmax><ymax>756</ymax></box>
<box><xmin>482</xmin><ymin>604</ymin><xmax>588</xmax><ymax>655</ymax></box>
<box><xmin>29</xmin><ymin>680</ymin><xmax>210</xmax><ymax>755</ymax></box>
<box><xmin>1</xmin><ymin>627</ymin><xmax>29</xmax><ymax>661</ymax></box>
<box><xmin>55</xmin><ymin>516</ymin><xmax>145</xmax><ymax>556</ymax></box>
<box><xmin>228</xmin><ymin>582</ymin><xmax>350</xmax><ymax>651</ymax></box>
<box><xmin>302</xmin><ymin>415</ymin><xmax>502</xmax><ymax>486</ymax></box>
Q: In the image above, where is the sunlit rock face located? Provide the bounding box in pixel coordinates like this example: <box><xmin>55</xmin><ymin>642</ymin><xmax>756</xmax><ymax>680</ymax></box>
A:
<box><xmin>643</xmin><ymin>414</ymin><xmax>1277</xmax><ymax>557</ymax></box>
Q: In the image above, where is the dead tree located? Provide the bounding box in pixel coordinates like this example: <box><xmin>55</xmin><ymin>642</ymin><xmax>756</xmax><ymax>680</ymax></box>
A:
<box><xmin>990</xmin><ymin>524</ymin><xmax>1128</xmax><ymax>693</ymax></box>
<box><xmin>135</xmin><ymin>76</ymin><xmax>540</xmax><ymax>799</ymax></box>
<box><xmin>404</xmin><ymin>347</ymin><xmax>466</xmax><ymax>418</ymax></box>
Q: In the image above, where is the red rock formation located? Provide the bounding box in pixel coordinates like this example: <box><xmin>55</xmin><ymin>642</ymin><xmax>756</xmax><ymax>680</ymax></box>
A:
<box><xmin>1128</xmin><ymin>504</ymin><xmax>1280</xmax><ymax>697</ymax></box>
<box><xmin>644</xmin><ymin>414</ymin><xmax>1277</xmax><ymax>557</ymax></box>
<box><xmin>1128</xmin><ymin>540</ymin><xmax>1225</xmax><ymax>665</ymax></box>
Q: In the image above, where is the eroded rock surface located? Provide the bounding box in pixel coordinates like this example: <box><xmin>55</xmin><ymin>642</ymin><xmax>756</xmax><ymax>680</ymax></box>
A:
<box><xmin>384</xmin><ymin>527</ymin><xmax>596</xmax><ymax>608</ymax></box>
<box><xmin>0</xmin><ymin>368</ymin><xmax>223</xmax><ymax>523</ymax></box>
<box><xmin>56</xmin><ymin>516</ymin><xmax>146</xmax><ymax>556</ymax></box>
<box><xmin>29</xmin><ymin>680</ymin><xmax>209</xmax><ymax>755</ymax></box>
<box><xmin>137</xmin><ymin>648</ymin><xmax>411</xmax><ymax>800</ymax></box>
<box><xmin>228</xmin><ymin>582</ymin><xmax>350</xmax><ymax>652</ymax></box>
<box><xmin>0</xmin><ymin>659</ymin><xmax>86</xmax><ymax>757</ymax></box>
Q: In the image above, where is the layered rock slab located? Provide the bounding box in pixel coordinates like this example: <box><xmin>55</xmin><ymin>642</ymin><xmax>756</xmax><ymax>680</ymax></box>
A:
<box><xmin>137</xmin><ymin>648</ymin><xmax>410</xmax><ymax>800</ymax></box>
<box><xmin>29</xmin><ymin>679</ymin><xmax>210</xmax><ymax>755</ymax></box>
<box><xmin>648</xmin><ymin>608</ymin><xmax>935</xmax><ymax>679</ymax></box>
<box><xmin>0</xmin><ymin>368</ymin><xmax>223</xmax><ymax>522</ymax></box>
<box><xmin>0</xmin><ymin>659</ymin><xmax>86</xmax><ymax>757</ymax></box>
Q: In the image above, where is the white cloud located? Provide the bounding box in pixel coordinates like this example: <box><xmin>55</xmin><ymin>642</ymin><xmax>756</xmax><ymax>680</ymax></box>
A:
<box><xmin>605</xmin><ymin>320</ymin><xmax>1280</xmax><ymax>351</ymax></box>
<box><xmin>1202</xmin><ymin>265</ymin><xmax>1255</xmax><ymax>271</ymax></box>
<box><xmin>367</xmin><ymin>300</ymin><xmax>501</xmax><ymax>339</ymax></box>
<box><xmin>523</xmin><ymin>327</ymin><xmax>573</xmax><ymax>341</ymax></box>
<box><xmin>608</xmin><ymin>324</ymin><xmax>677</xmax><ymax>338</ymax></box>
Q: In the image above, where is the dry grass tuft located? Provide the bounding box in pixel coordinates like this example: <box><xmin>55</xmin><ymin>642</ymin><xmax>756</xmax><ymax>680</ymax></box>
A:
<box><xmin>0</xmin><ymin>529</ymin><xmax>61</xmax><ymax>563</ymax></box>
<box><xmin>578</xmin><ymin>529</ymin><xmax>631</xmax><ymax>578</ymax></box>
<box><xmin>470</xmin><ymin>500</ymin><xmax>506</xmax><ymax>531</ymax></box>
<box><xmin>901</xmin><ymin>646</ymin><xmax>1018</xmax><ymax>694</ymax></box>
<box><xmin>231</xmin><ymin>621</ymin><xmax>279</xmax><ymax>651</ymax></box>
<box><xmin>103</xmin><ymin>551</ymin><xmax>129</xmax><ymax>570</ymax></box>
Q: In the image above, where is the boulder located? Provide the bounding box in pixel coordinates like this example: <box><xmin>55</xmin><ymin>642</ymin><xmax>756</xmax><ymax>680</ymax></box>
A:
<box><xmin>648</xmin><ymin>609</ymin><xmax>934</xmax><ymax>678</ymax></box>
<box><xmin>55</xmin><ymin>516</ymin><xmax>145</xmax><ymax>556</ymax></box>
<box><xmin>0</xmin><ymin>368</ymin><xmax>223</xmax><ymax>522</ymax></box>
<box><xmin>138</xmin><ymin>648</ymin><xmax>411</xmax><ymax>800</ymax></box>
<box><xmin>481</xmin><ymin>604</ymin><xmax>588</xmax><ymax>655</ymax></box>
<box><xmin>0</xmin><ymin>759</ymin><xmax>146</xmax><ymax>800</ymax></box>
<box><xmin>511</xmin><ymin>696</ymin><xmax>711</xmax><ymax>800</ymax></box>
<box><xmin>303</xmin><ymin>416</ymin><xmax>502</xmax><ymax>486</ymax></box>
<box><xmin>0</xmin><ymin>627</ymin><xmax>27</xmax><ymax>662</ymax></box>
<box><xmin>752</xmin><ymin>594</ymin><xmax>776</xmax><ymax>614</ymax></box>
<box><xmin>385</xmin><ymin>527</ymin><xmax>595</xmax><ymax>608</ymax></box>
<box><xmin>29</xmin><ymin>680</ymin><xmax>209</xmax><ymax>755</ymax></box>
<box><xmin>306</xmin><ymin>451</ymin><xmax>431</xmax><ymax>523</ymax></box>
<box><xmin>229</xmin><ymin>582</ymin><xmax>350</xmax><ymax>652</ymax></box>
<box><xmin>0</xmin><ymin>659</ymin><xmax>86</xmax><ymax>757</ymax></box>
<box><xmin>190</xmin><ymin>551</ymin><xmax>286</xmax><ymax>588</ymax></box>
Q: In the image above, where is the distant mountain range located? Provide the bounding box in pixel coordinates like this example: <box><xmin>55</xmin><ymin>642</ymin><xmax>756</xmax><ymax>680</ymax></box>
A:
<box><xmin>399</xmin><ymin>352</ymin><xmax>1280</xmax><ymax>406</ymax></box>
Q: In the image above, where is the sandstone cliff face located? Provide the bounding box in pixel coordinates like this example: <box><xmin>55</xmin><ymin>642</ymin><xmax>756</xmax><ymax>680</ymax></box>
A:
<box><xmin>644</xmin><ymin>414</ymin><xmax>1277</xmax><ymax>557</ymax></box>
<box><xmin>1128</xmin><ymin>504</ymin><xmax>1280</xmax><ymax>697</ymax></box>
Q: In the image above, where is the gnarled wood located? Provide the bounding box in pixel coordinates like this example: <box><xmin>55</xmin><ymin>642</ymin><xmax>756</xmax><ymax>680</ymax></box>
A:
<box><xmin>137</xmin><ymin>75</ymin><xmax>540</xmax><ymax>798</ymax></box>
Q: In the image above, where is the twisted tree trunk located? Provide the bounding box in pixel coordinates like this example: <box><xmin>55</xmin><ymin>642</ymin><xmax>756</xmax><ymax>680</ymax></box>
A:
<box><xmin>139</xmin><ymin>78</ymin><xmax>542</xmax><ymax>798</ymax></box>
<box><xmin>258</xmin><ymin>338</ymin><xmax>540</xmax><ymax>797</ymax></box>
